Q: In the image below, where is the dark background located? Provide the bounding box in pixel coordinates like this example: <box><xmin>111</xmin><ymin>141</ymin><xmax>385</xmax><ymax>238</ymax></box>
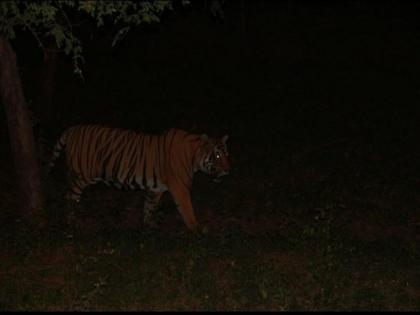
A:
<box><xmin>1</xmin><ymin>0</ymin><xmax>420</xmax><ymax>219</ymax></box>
<box><xmin>4</xmin><ymin>0</ymin><xmax>420</xmax><ymax>142</ymax></box>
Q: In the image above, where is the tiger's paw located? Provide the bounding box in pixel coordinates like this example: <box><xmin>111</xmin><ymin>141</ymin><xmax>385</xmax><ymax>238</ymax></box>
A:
<box><xmin>143</xmin><ymin>220</ymin><xmax>158</xmax><ymax>231</ymax></box>
<box><xmin>201</xmin><ymin>225</ymin><xmax>209</xmax><ymax>235</ymax></box>
<box><xmin>193</xmin><ymin>224</ymin><xmax>209</xmax><ymax>237</ymax></box>
<box><xmin>142</xmin><ymin>222</ymin><xmax>159</xmax><ymax>237</ymax></box>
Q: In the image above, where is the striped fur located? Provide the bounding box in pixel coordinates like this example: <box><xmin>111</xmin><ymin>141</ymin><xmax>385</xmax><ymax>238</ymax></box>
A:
<box><xmin>46</xmin><ymin>125</ymin><xmax>230</xmax><ymax>231</ymax></box>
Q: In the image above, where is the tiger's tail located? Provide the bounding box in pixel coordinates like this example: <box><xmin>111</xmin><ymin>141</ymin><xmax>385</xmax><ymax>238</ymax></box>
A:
<box><xmin>44</xmin><ymin>129</ymin><xmax>70</xmax><ymax>176</ymax></box>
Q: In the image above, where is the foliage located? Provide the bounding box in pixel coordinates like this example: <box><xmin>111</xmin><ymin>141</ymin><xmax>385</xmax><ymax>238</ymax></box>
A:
<box><xmin>0</xmin><ymin>0</ymin><xmax>189</xmax><ymax>75</ymax></box>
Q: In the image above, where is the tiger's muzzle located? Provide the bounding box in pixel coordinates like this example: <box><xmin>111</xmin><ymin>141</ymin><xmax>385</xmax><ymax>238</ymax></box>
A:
<box><xmin>210</xmin><ymin>167</ymin><xmax>229</xmax><ymax>183</ymax></box>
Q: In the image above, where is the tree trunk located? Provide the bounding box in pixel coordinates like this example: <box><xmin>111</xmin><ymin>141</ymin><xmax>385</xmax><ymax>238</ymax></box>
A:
<box><xmin>0</xmin><ymin>33</ymin><xmax>46</xmax><ymax>228</ymax></box>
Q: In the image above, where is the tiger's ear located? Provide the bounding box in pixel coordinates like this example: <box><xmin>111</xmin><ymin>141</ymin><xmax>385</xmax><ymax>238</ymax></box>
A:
<box><xmin>221</xmin><ymin>135</ymin><xmax>229</xmax><ymax>143</ymax></box>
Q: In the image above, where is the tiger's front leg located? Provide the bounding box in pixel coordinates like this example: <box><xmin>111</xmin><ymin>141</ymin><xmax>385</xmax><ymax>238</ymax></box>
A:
<box><xmin>143</xmin><ymin>191</ymin><xmax>163</xmax><ymax>227</ymax></box>
<box><xmin>169</xmin><ymin>185</ymin><xmax>199</xmax><ymax>232</ymax></box>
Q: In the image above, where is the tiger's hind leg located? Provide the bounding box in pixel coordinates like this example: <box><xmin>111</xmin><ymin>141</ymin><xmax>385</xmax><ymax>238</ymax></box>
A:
<box><xmin>65</xmin><ymin>182</ymin><xmax>88</xmax><ymax>203</ymax></box>
<box><xmin>65</xmin><ymin>172</ymin><xmax>91</xmax><ymax>203</ymax></box>
<box><xmin>62</xmin><ymin>173</ymin><xmax>92</xmax><ymax>228</ymax></box>
<box><xmin>143</xmin><ymin>191</ymin><xmax>163</xmax><ymax>227</ymax></box>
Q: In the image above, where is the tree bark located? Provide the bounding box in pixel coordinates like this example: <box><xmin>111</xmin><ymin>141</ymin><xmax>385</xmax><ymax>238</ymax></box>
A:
<box><xmin>0</xmin><ymin>33</ymin><xmax>46</xmax><ymax>228</ymax></box>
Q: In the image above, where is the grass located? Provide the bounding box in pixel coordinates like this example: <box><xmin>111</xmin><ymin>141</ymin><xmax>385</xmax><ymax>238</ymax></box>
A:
<box><xmin>0</xmin><ymin>181</ymin><xmax>419</xmax><ymax>311</ymax></box>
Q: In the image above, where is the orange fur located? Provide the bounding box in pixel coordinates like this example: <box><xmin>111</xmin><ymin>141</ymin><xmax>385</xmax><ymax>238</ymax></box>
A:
<box><xmin>47</xmin><ymin>125</ymin><xmax>230</xmax><ymax>231</ymax></box>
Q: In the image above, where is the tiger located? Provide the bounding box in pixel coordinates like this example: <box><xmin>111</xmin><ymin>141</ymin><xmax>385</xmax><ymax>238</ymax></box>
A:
<box><xmin>46</xmin><ymin>125</ymin><xmax>230</xmax><ymax>232</ymax></box>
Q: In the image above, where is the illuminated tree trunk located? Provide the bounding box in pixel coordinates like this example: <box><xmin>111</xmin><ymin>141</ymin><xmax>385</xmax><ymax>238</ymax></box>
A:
<box><xmin>0</xmin><ymin>33</ymin><xmax>46</xmax><ymax>228</ymax></box>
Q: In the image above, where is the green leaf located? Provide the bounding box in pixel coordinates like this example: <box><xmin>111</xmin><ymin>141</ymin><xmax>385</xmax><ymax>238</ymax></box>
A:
<box><xmin>112</xmin><ymin>26</ymin><xmax>130</xmax><ymax>47</ymax></box>
<box><xmin>0</xmin><ymin>0</ymin><xmax>181</xmax><ymax>76</ymax></box>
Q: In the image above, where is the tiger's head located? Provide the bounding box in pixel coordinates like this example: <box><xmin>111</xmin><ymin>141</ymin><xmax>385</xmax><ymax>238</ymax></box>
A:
<box><xmin>198</xmin><ymin>134</ymin><xmax>230</xmax><ymax>181</ymax></box>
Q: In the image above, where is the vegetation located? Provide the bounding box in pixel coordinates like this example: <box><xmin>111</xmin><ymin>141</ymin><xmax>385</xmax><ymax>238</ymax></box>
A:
<box><xmin>0</xmin><ymin>0</ymin><xmax>184</xmax><ymax>226</ymax></box>
<box><xmin>0</xmin><ymin>143</ymin><xmax>419</xmax><ymax>310</ymax></box>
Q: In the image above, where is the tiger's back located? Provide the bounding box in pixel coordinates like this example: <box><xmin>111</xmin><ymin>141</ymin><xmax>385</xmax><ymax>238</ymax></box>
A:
<box><xmin>64</xmin><ymin>125</ymin><xmax>170</xmax><ymax>193</ymax></box>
